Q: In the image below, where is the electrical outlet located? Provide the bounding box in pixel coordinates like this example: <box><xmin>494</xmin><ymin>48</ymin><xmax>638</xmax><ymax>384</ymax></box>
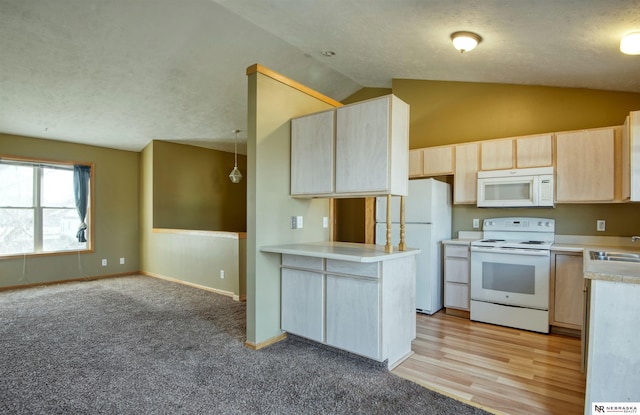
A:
<box><xmin>597</xmin><ymin>220</ymin><xmax>606</xmax><ymax>232</ymax></box>
<box><xmin>120</xmin><ymin>257</ymin><xmax>125</xmax><ymax>265</ymax></box>
<box><xmin>323</xmin><ymin>216</ymin><xmax>329</xmax><ymax>228</ymax></box>
<box><xmin>101</xmin><ymin>259</ymin><xmax>107</xmax><ymax>266</ymax></box>
<box><xmin>473</xmin><ymin>218</ymin><xmax>480</xmax><ymax>229</ymax></box>
<box><xmin>220</xmin><ymin>270</ymin><xmax>225</xmax><ymax>279</ymax></box>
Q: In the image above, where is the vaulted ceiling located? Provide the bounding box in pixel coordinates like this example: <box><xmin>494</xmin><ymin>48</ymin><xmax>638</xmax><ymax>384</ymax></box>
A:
<box><xmin>1</xmin><ymin>0</ymin><xmax>639</xmax><ymax>154</ymax></box>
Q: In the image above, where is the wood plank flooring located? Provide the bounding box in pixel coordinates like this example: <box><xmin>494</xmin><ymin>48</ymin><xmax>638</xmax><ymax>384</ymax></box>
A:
<box><xmin>392</xmin><ymin>311</ymin><xmax>586</xmax><ymax>415</ymax></box>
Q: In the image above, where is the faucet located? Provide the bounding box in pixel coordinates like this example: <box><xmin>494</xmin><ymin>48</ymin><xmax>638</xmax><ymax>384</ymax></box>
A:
<box><xmin>633</xmin><ymin>236</ymin><xmax>640</xmax><ymax>243</ymax></box>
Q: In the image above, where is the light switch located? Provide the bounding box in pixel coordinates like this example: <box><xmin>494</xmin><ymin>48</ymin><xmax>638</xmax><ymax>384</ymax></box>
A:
<box><xmin>597</xmin><ymin>220</ymin><xmax>605</xmax><ymax>232</ymax></box>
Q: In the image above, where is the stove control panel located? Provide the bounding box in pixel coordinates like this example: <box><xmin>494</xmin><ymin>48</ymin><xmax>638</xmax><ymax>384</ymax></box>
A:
<box><xmin>482</xmin><ymin>217</ymin><xmax>555</xmax><ymax>232</ymax></box>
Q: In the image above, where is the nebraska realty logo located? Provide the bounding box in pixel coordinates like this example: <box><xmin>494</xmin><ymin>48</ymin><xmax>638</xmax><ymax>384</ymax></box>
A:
<box><xmin>593</xmin><ymin>402</ymin><xmax>639</xmax><ymax>414</ymax></box>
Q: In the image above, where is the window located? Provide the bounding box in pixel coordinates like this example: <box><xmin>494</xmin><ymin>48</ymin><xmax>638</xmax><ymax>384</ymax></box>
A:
<box><xmin>0</xmin><ymin>158</ymin><xmax>92</xmax><ymax>257</ymax></box>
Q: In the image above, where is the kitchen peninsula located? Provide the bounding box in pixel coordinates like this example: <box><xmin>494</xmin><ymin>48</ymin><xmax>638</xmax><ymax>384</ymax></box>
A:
<box><xmin>261</xmin><ymin>241</ymin><xmax>419</xmax><ymax>369</ymax></box>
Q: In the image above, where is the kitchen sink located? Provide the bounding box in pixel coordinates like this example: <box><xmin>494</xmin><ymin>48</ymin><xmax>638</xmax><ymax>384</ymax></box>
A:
<box><xmin>590</xmin><ymin>251</ymin><xmax>640</xmax><ymax>263</ymax></box>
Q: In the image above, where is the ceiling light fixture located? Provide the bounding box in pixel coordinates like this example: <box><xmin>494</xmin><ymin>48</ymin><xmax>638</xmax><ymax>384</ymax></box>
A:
<box><xmin>620</xmin><ymin>32</ymin><xmax>640</xmax><ymax>55</ymax></box>
<box><xmin>229</xmin><ymin>129</ymin><xmax>243</xmax><ymax>184</ymax></box>
<box><xmin>451</xmin><ymin>31</ymin><xmax>482</xmax><ymax>53</ymax></box>
<box><xmin>321</xmin><ymin>50</ymin><xmax>336</xmax><ymax>57</ymax></box>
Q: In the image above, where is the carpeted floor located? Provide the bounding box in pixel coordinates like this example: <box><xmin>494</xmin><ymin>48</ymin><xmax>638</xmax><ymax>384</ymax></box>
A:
<box><xmin>0</xmin><ymin>275</ymin><xmax>490</xmax><ymax>414</ymax></box>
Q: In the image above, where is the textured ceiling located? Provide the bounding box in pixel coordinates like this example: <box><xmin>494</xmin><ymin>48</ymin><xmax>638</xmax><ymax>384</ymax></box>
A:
<box><xmin>1</xmin><ymin>0</ymin><xmax>640</xmax><ymax>153</ymax></box>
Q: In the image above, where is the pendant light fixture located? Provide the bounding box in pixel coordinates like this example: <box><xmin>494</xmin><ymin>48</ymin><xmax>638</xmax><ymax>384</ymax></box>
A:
<box><xmin>229</xmin><ymin>129</ymin><xmax>243</xmax><ymax>184</ymax></box>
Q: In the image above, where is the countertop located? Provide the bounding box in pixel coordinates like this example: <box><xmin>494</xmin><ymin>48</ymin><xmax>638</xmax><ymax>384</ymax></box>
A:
<box><xmin>260</xmin><ymin>241</ymin><xmax>420</xmax><ymax>263</ymax></box>
<box><xmin>551</xmin><ymin>236</ymin><xmax>640</xmax><ymax>284</ymax></box>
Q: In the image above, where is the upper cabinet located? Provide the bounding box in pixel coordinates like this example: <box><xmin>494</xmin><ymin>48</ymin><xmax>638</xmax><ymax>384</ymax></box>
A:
<box><xmin>516</xmin><ymin>134</ymin><xmax>553</xmax><ymax>168</ymax></box>
<box><xmin>555</xmin><ymin>127</ymin><xmax>616</xmax><ymax>202</ymax></box>
<box><xmin>291</xmin><ymin>95</ymin><xmax>409</xmax><ymax>198</ymax></box>
<box><xmin>454</xmin><ymin>142</ymin><xmax>479</xmax><ymax>204</ymax></box>
<box><xmin>335</xmin><ymin>95</ymin><xmax>409</xmax><ymax>196</ymax></box>
<box><xmin>622</xmin><ymin>110</ymin><xmax>640</xmax><ymax>201</ymax></box>
<box><xmin>290</xmin><ymin>109</ymin><xmax>335</xmax><ymax>196</ymax></box>
<box><xmin>409</xmin><ymin>145</ymin><xmax>454</xmax><ymax>177</ymax></box>
<box><xmin>479</xmin><ymin>133</ymin><xmax>553</xmax><ymax>171</ymax></box>
<box><xmin>480</xmin><ymin>139</ymin><xmax>514</xmax><ymax>170</ymax></box>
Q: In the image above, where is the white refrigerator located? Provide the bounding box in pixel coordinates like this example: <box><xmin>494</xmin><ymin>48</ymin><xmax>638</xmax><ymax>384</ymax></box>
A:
<box><xmin>375</xmin><ymin>178</ymin><xmax>452</xmax><ymax>315</ymax></box>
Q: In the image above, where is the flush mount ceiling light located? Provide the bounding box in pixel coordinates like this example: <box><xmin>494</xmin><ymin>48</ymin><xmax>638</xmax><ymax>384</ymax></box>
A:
<box><xmin>620</xmin><ymin>32</ymin><xmax>640</xmax><ymax>55</ymax></box>
<box><xmin>451</xmin><ymin>31</ymin><xmax>482</xmax><ymax>53</ymax></box>
<box><xmin>321</xmin><ymin>50</ymin><xmax>336</xmax><ymax>57</ymax></box>
<box><xmin>229</xmin><ymin>129</ymin><xmax>243</xmax><ymax>184</ymax></box>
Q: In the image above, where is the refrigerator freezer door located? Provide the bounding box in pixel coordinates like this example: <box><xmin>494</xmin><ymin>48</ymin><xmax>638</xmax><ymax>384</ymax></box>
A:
<box><xmin>376</xmin><ymin>178</ymin><xmax>449</xmax><ymax>223</ymax></box>
<box><xmin>375</xmin><ymin>222</ymin><xmax>443</xmax><ymax>314</ymax></box>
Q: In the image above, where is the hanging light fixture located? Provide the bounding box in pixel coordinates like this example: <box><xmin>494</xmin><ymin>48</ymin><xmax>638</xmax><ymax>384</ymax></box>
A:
<box><xmin>229</xmin><ymin>129</ymin><xmax>243</xmax><ymax>184</ymax></box>
<box><xmin>451</xmin><ymin>31</ymin><xmax>482</xmax><ymax>53</ymax></box>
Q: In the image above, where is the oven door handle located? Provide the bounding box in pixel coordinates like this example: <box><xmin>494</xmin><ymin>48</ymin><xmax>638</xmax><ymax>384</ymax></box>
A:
<box><xmin>470</xmin><ymin>246</ymin><xmax>550</xmax><ymax>256</ymax></box>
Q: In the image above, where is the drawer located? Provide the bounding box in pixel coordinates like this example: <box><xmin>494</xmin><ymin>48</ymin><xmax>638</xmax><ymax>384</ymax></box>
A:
<box><xmin>445</xmin><ymin>244</ymin><xmax>468</xmax><ymax>258</ymax></box>
<box><xmin>326</xmin><ymin>259</ymin><xmax>379</xmax><ymax>278</ymax></box>
<box><xmin>445</xmin><ymin>282</ymin><xmax>469</xmax><ymax>310</ymax></box>
<box><xmin>282</xmin><ymin>254</ymin><xmax>324</xmax><ymax>271</ymax></box>
<box><xmin>444</xmin><ymin>258</ymin><xmax>469</xmax><ymax>283</ymax></box>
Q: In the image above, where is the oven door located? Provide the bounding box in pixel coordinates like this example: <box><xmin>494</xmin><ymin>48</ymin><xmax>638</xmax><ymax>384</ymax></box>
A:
<box><xmin>470</xmin><ymin>246</ymin><xmax>550</xmax><ymax>310</ymax></box>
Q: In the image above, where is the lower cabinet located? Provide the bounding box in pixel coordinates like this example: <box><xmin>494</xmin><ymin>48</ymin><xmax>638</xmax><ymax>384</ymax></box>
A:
<box><xmin>443</xmin><ymin>243</ymin><xmax>470</xmax><ymax>311</ymax></box>
<box><xmin>279</xmin><ymin>254</ymin><xmax>415</xmax><ymax>368</ymax></box>
<box><xmin>550</xmin><ymin>251</ymin><xmax>584</xmax><ymax>330</ymax></box>
<box><xmin>326</xmin><ymin>275</ymin><xmax>380</xmax><ymax>359</ymax></box>
<box><xmin>281</xmin><ymin>268</ymin><xmax>324</xmax><ymax>343</ymax></box>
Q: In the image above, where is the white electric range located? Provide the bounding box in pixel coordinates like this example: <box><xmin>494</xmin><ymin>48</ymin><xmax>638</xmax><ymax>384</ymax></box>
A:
<box><xmin>470</xmin><ymin>217</ymin><xmax>555</xmax><ymax>333</ymax></box>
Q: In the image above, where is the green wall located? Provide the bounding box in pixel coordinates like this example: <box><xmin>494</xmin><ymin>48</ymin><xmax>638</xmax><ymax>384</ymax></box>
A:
<box><xmin>152</xmin><ymin>140</ymin><xmax>247</xmax><ymax>232</ymax></box>
<box><xmin>341</xmin><ymin>81</ymin><xmax>640</xmax><ymax>239</ymax></box>
<box><xmin>0</xmin><ymin>133</ymin><xmax>140</xmax><ymax>286</ymax></box>
<box><xmin>140</xmin><ymin>141</ymin><xmax>246</xmax><ymax>299</ymax></box>
<box><xmin>246</xmin><ymin>70</ymin><xmax>334</xmax><ymax>346</ymax></box>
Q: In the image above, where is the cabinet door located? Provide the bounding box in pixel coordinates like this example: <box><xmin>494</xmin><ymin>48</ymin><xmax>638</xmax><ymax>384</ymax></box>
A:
<box><xmin>551</xmin><ymin>253</ymin><xmax>584</xmax><ymax>329</ymax></box>
<box><xmin>481</xmin><ymin>139</ymin><xmax>514</xmax><ymax>171</ymax></box>
<box><xmin>444</xmin><ymin>257</ymin><xmax>469</xmax><ymax>283</ymax></box>
<box><xmin>290</xmin><ymin>110</ymin><xmax>335</xmax><ymax>196</ymax></box>
<box><xmin>326</xmin><ymin>275</ymin><xmax>380</xmax><ymax>359</ymax></box>
<box><xmin>454</xmin><ymin>142</ymin><xmax>479</xmax><ymax>204</ymax></box>
<box><xmin>424</xmin><ymin>145</ymin><xmax>454</xmax><ymax>176</ymax></box>
<box><xmin>409</xmin><ymin>149</ymin><xmax>424</xmax><ymax>178</ymax></box>
<box><xmin>516</xmin><ymin>134</ymin><xmax>553</xmax><ymax>168</ymax></box>
<box><xmin>630</xmin><ymin>111</ymin><xmax>640</xmax><ymax>201</ymax></box>
<box><xmin>335</xmin><ymin>97</ymin><xmax>390</xmax><ymax>194</ymax></box>
<box><xmin>556</xmin><ymin>128</ymin><xmax>615</xmax><ymax>202</ymax></box>
<box><xmin>281</xmin><ymin>268</ymin><xmax>324</xmax><ymax>342</ymax></box>
<box><xmin>445</xmin><ymin>282</ymin><xmax>469</xmax><ymax>310</ymax></box>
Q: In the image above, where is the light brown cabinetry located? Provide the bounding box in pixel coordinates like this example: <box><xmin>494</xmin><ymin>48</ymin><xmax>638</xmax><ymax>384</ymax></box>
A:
<box><xmin>550</xmin><ymin>251</ymin><xmax>584</xmax><ymax>330</ymax></box>
<box><xmin>423</xmin><ymin>145</ymin><xmax>454</xmax><ymax>176</ymax></box>
<box><xmin>555</xmin><ymin>127</ymin><xmax>615</xmax><ymax>202</ymax></box>
<box><xmin>443</xmin><ymin>243</ymin><xmax>470</xmax><ymax>311</ymax></box>
<box><xmin>622</xmin><ymin>110</ymin><xmax>640</xmax><ymax>201</ymax></box>
<box><xmin>453</xmin><ymin>143</ymin><xmax>479</xmax><ymax>204</ymax></box>
<box><xmin>516</xmin><ymin>134</ymin><xmax>553</xmax><ymax>168</ymax></box>
<box><xmin>409</xmin><ymin>149</ymin><xmax>423</xmax><ymax>178</ymax></box>
<box><xmin>480</xmin><ymin>139</ymin><xmax>514</xmax><ymax>170</ymax></box>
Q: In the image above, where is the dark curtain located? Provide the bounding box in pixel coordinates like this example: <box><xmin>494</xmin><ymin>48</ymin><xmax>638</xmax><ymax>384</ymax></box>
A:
<box><xmin>73</xmin><ymin>165</ymin><xmax>91</xmax><ymax>243</ymax></box>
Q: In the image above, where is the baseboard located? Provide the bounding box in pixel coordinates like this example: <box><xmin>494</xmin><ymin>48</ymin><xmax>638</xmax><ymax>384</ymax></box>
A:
<box><xmin>445</xmin><ymin>308</ymin><xmax>470</xmax><ymax>319</ymax></box>
<box><xmin>0</xmin><ymin>272</ymin><xmax>138</xmax><ymax>292</ymax></box>
<box><xmin>244</xmin><ymin>333</ymin><xmax>288</xmax><ymax>350</ymax></box>
<box><xmin>140</xmin><ymin>271</ymin><xmax>240</xmax><ymax>300</ymax></box>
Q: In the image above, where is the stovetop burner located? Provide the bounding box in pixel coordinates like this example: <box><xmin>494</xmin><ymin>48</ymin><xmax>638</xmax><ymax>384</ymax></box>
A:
<box><xmin>521</xmin><ymin>240</ymin><xmax>545</xmax><ymax>245</ymax></box>
<box><xmin>480</xmin><ymin>239</ymin><xmax>505</xmax><ymax>243</ymax></box>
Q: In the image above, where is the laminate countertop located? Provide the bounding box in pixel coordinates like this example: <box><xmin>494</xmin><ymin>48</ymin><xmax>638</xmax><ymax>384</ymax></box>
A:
<box><xmin>261</xmin><ymin>241</ymin><xmax>420</xmax><ymax>263</ymax></box>
<box><xmin>551</xmin><ymin>237</ymin><xmax>640</xmax><ymax>285</ymax></box>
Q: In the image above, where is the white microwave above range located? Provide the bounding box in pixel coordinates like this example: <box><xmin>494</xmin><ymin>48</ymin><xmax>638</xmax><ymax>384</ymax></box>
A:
<box><xmin>477</xmin><ymin>167</ymin><xmax>554</xmax><ymax>208</ymax></box>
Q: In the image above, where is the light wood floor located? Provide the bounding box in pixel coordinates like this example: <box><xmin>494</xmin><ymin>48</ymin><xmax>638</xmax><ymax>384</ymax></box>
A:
<box><xmin>392</xmin><ymin>311</ymin><xmax>586</xmax><ymax>415</ymax></box>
